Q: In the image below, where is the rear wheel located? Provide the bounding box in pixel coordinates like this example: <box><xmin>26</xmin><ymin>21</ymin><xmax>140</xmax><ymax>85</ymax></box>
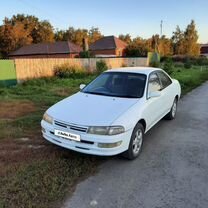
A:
<box><xmin>165</xmin><ymin>98</ymin><xmax>178</xmax><ymax>120</ymax></box>
<box><xmin>122</xmin><ymin>123</ymin><xmax>144</xmax><ymax>160</ymax></box>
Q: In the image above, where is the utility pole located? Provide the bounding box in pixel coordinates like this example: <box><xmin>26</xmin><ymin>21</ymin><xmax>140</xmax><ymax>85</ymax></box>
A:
<box><xmin>160</xmin><ymin>20</ymin><xmax>163</xmax><ymax>37</ymax></box>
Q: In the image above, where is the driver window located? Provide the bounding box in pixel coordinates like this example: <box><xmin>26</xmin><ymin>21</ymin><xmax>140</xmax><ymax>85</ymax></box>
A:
<box><xmin>148</xmin><ymin>73</ymin><xmax>161</xmax><ymax>93</ymax></box>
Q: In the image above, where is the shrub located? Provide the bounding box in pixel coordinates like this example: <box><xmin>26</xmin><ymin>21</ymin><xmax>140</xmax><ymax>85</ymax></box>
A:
<box><xmin>162</xmin><ymin>58</ymin><xmax>174</xmax><ymax>74</ymax></box>
<box><xmin>160</xmin><ymin>56</ymin><xmax>171</xmax><ymax>63</ymax></box>
<box><xmin>184</xmin><ymin>62</ymin><xmax>192</xmax><ymax>69</ymax></box>
<box><xmin>96</xmin><ymin>60</ymin><xmax>108</xmax><ymax>74</ymax></box>
<box><xmin>121</xmin><ymin>63</ymin><xmax>127</xmax><ymax>67</ymax></box>
<box><xmin>126</xmin><ymin>45</ymin><xmax>148</xmax><ymax>57</ymax></box>
<box><xmin>171</xmin><ymin>55</ymin><xmax>208</xmax><ymax>66</ymax></box>
<box><xmin>149</xmin><ymin>61</ymin><xmax>160</xmax><ymax>68</ymax></box>
<box><xmin>54</xmin><ymin>64</ymin><xmax>87</xmax><ymax>78</ymax></box>
<box><xmin>196</xmin><ymin>56</ymin><xmax>208</xmax><ymax>65</ymax></box>
<box><xmin>174</xmin><ymin>62</ymin><xmax>184</xmax><ymax>68</ymax></box>
<box><xmin>184</xmin><ymin>58</ymin><xmax>192</xmax><ymax>69</ymax></box>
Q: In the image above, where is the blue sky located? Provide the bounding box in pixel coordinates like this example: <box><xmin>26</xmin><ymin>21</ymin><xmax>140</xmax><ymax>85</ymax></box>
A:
<box><xmin>0</xmin><ymin>0</ymin><xmax>207</xmax><ymax>43</ymax></box>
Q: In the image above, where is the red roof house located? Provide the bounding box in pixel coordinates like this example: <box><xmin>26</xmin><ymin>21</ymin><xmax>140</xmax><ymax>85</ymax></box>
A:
<box><xmin>200</xmin><ymin>44</ymin><xmax>208</xmax><ymax>57</ymax></box>
<box><xmin>89</xmin><ymin>36</ymin><xmax>127</xmax><ymax>57</ymax></box>
<box><xmin>9</xmin><ymin>41</ymin><xmax>82</xmax><ymax>58</ymax></box>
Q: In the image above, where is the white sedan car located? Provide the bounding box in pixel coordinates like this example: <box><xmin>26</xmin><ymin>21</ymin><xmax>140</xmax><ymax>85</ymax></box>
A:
<box><xmin>41</xmin><ymin>67</ymin><xmax>181</xmax><ymax>159</ymax></box>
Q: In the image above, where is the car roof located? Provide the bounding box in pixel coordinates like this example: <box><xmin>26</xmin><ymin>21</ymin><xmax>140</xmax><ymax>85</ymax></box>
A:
<box><xmin>106</xmin><ymin>67</ymin><xmax>162</xmax><ymax>75</ymax></box>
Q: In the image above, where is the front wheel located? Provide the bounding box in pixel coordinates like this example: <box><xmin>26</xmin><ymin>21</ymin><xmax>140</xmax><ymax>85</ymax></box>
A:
<box><xmin>122</xmin><ymin>123</ymin><xmax>144</xmax><ymax>160</ymax></box>
<box><xmin>165</xmin><ymin>98</ymin><xmax>178</xmax><ymax>120</ymax></box>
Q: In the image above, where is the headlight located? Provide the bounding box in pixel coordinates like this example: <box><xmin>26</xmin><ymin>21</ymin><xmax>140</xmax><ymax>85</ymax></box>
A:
<box><xmin>87</xmin><ymin>126</ymin><xmax>125</xmax><ymax>135</ymax></box>
<box><xmin>43</xmin><ymin>113</ymin><xmax>53</xmax><ymax>124</ymax></box>
<box><xmin>108</xmin><ymin>126</ymin><xmax>125</xmax><ymax>135</ymax></box>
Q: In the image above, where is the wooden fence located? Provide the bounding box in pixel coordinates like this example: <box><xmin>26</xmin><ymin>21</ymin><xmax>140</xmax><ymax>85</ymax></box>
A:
<box><xmin>14</xmin><ymin>57</ymin><xmax>148</xmax><ymax>82</ymax></box>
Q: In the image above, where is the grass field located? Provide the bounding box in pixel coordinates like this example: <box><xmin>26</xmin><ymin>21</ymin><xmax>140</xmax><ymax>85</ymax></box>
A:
<box><xmin>0</xmin><ymin>67</ymin><xmax>208</xmax><ymax>208</ymax></box>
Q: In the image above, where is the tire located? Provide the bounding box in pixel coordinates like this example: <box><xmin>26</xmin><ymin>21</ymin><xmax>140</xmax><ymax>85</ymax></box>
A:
<box><xmin>122</xmin><ymin>123</ymin><xmax>144</xmax><ymax>160</ymax></box>
<box><xmin>165</xmin><ymin>98</ymin><xmax>178</xmax><ymax>120</ymax></box>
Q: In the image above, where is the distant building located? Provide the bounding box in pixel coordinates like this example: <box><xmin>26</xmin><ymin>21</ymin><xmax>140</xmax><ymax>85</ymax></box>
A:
<box><xmin>89</xmin><ymin>36</ymin><xmax>127</xmax><ymax>57</ymax></box>
<box><xmin>200</xmin><ymin>44</ymin><xmax>208</xmax><ymax>57</ymax></box>
<box><xmin>9</xmin><ymin>41</ymin><xmax>82</xmax><ymax>59</ymax></box>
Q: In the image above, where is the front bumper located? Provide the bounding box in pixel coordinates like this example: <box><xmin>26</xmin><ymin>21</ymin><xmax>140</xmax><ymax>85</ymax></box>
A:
<box><xmin>41</xmin><ymin>120</ymin><xmax>132</xmax><ymax>156</ymax></box>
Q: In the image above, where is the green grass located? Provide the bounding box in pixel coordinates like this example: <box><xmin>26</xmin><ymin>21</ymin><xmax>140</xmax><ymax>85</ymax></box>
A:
<box><xmin>172</xmin><ymin>66</ymin><xmax>208</xmax><ymax>95</ymax></box>
<box><xmin>0</xmin><ymin>152</ymin><xmax>101</xmax><ymax>208</ymax></box>
<box><xmin>0</xmin><ymin>76</ymin><xmax>95</xmax><ymax>105</ymax></box>
<box><xmin>0</xmin><ymin>67</ymin><xmax>208</xmax><ymax>208</ymax></box>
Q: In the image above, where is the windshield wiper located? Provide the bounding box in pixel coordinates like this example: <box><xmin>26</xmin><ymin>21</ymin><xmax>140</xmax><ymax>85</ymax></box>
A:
<box><xmin>83</xmin><ymin>91</ymin><xmax>140</xmax><ymax>98</ymax></box>
<box><xmin>122</xmin><ymin>95</ymin><xmax>140</xmax><ymax>98</ymax></box>
<box><xmin>112</xmin><ymin>95</ymin><xmax>140</xmax><ymax>98</ymax></box>
<box><xmin>83</xmin><ymin>91</ymin><xmax>109</xmax><ymax>96</ymax></box>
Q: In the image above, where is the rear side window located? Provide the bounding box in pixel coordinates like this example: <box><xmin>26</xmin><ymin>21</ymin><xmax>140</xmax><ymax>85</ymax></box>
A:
<box><xmin>148</xmin><ymin>73</ymin><xmax>162</xmax><ymax>93</ymax></box>
<box><xmin>157</xmin><ymin>71</ymin><xmax>172</xmax><ymax>89</ymax></box>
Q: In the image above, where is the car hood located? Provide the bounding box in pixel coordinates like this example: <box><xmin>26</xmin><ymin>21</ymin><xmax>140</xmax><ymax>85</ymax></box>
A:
<box><xmin>47</xmin><ymin>92</ymin><xmax>139</xmax><ymax>126</ymax></box>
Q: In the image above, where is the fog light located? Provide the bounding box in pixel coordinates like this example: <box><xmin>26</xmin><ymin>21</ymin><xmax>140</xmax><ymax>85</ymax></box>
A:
<box><xmin>42</xmin><ymin>127</ymin><xmax>46</xmax><ymax>133</ymax></box>
<box><xmin>98</xmin><ymin>141</ymin><xmax>122</xmax><ymax>148</ymax></box>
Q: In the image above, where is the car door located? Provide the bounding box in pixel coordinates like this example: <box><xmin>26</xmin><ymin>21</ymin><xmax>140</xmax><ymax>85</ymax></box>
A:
<box><xmin>156</xmin><ymin>71</ymin><xmax>174</xmax><ymax>113</ymax></box>
<box><xmin>144</xmin><ymin>72</ymin><xmax>165</xmax><ymax>130</ymax></box>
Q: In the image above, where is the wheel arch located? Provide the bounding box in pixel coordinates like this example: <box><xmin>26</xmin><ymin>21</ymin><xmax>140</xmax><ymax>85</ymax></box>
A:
<box><xmin>137</xmin><ymin>119</ymin><xmax>146</xmax><ymax>132</ymax></box>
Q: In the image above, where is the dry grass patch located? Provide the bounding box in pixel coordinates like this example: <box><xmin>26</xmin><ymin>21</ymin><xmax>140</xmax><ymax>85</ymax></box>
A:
<box><xmin>51</xmin><ymin>87</ymin><xmax>78</xmax><ymax>97</ymax></box>
<box><xmin>0</xmin><ymin>100</ymin><xmax>36</xmax><ymax>120</ymax></box>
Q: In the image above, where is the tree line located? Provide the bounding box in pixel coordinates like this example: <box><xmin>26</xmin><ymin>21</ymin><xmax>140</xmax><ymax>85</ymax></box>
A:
<box><xmin>0</xmin><ymin>14</ymin><xmax>200</xmax><ymax>58</ymax></box>
<box><xmin>0</xmin><ymin>14</ymin><xmax>103</xmax><ymax>58</ymax></box>
<box><xmin>121</xmin><ymin>20</ymin><xmax>200</xmax><ymax>57</ymax></box>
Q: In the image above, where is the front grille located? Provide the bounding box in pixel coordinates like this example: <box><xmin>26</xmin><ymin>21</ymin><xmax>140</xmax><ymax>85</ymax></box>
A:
<box><xmin>54</xmin><ymin>120</ymin><xmax>88</xmax><ymax>133</ymax></box>
<box><xmin>54</xmin><ymin>121</ymin><xmax>67</xmax><ymax>128</ymax></box>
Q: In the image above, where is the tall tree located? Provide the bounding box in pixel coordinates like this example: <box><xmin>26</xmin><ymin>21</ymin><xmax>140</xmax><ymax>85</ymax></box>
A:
<box><xmin>0</xmin><ymin>22</ymin><xmax>16</xmax><ymax>57</ymax></box>
<box><xmin>0</xmin><ymin>18</ymin><xmax>32</xmax><ymax>57</ymax></box>
<box><xmin>54</xmin><ymin>29</ymin><xmax>66</xmax><ymax>41</ymax></box>
<box><xmin>88</xmin><ymin>27</ymin><xmax>102</xmax><ymax>44</ymax></box>
<box><xmin>151</xmin><ymin>34</ymin><xmax>160</xmax><ymax>53</ymax></box>
<box><xmin>55</xmin><ymin>27</ymin><xmax>103</xmax><ymax>47</ymax></box>
<box><xmin>67</xmin><ymin>27</ymin><xmax>76</xmax><ymax>41</ymax></box>
<box><xmin>183</xmin><ymin>20</ymin><xmax>200</xmax><ymax>56</ymax></box>
<box><xmin>172</xmin><ymin>21</ymin><xmax>200</xmax><ymax>56</ymax></box>
<box><xmin>172</xmin><ymin>25</ymin><xmax>185</xmax><ymax>55</ymax></box>
<box><xmin>13</xmin><ymin>22</ymin><xmax>33</xmax><ymax>48</ymax></box>
<box><xmin>0</xmin><ymin>14</ymin><xmax>54</xmax><ymax>57</ymax></box>
<box><xmin>54</xmin><ymin>27</ymin><xmax>76</xmax><ymax>42</ymax></box>
<box><xmin>9</xmin><ymin>14</ymin><xmax>54</xmax><ymax>43</ymax></box>
<box><xmin>126</xmin><ymin>37</ymin><xmax>148</xmax><ymax>57</ymax></box>
<box><xmin>119</xmin><ymin>34</ymin><xmax>132</xmax><ymax>44</ymax></box>
<box><xmin>72</xmin><ymin>28</ymin><xmax>88</xmax><ymax>47</ymax></box>
<box><xmin>158</xmin><ymin>35</ymin><xmax>173</xmax><ymax>56</ymax></box>
<box><xmin>31</xmin><ymin>20</ymin><xmax>54</xmax><ymax>43</ymax></box>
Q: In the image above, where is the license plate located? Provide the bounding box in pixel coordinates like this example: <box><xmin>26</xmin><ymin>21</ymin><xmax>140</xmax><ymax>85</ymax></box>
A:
<box><xmin>54</xmin><ymin>130</ymin><xmax>80</xmax><ymax>141</ymax></box>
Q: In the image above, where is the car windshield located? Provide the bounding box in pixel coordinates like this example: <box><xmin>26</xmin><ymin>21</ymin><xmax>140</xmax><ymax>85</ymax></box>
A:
<box><xmin>82</xmin><ymin>72</ymin><xmax>146</xmax><ymax>98</ymax></box>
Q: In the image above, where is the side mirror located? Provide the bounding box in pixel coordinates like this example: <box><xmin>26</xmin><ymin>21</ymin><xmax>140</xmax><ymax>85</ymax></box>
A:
<box><xmin>148</xmin><ymin>91</ymin><xmax>161</xmax><ymax>99</ymax></box>
<box><xmin>80</xmin><ymin>84</ymin><xmax>86</xmax><ymax>90</ymax></box>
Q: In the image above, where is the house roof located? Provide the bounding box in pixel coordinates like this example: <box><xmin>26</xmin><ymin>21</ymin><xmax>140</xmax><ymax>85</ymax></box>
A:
<box><xmin>89</xmin><ymin>36</ymin><xmax>127</xmax><ymax>51</ymax></box>
<box><xmin>200</xmin><ymin>44</ymin><xmax>208</xmax><ymax>48</ymax></box>
<box><xmin>9</xmin><ymin>41</ymin><xmax>82</xmax><ymax>56</ymax></box>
